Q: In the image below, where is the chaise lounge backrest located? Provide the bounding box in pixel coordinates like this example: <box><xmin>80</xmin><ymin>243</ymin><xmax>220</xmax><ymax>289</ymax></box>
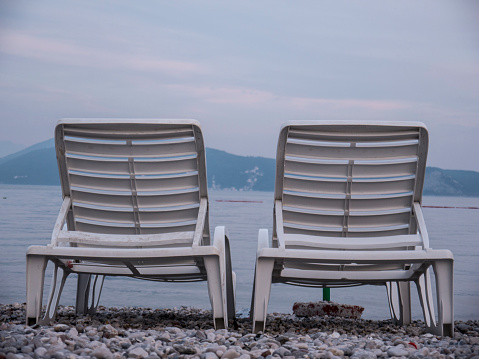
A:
<box><xmin>274</xmin><ymin>121</ymin><xmax>428</xmax><ymax>242</ymax></box>
<box><xmin>55</xmin><ymin>119</ymin><xmax>210</xmax><ymax>245</ymax></box>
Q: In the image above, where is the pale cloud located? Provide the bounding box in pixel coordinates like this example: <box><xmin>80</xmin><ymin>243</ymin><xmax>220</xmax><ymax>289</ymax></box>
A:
<box><xmin>167</xmin><ymin>84</ymin><xmax>278</xmax><ymax>105</ymax></box>
<box><xmin>288</xmin><ymin>97</ymin><xmax>409</xmax><ymax>112</ymax></box>
<box><xmin>0</xmin><ymin>29</ymin><xmax>205</xmax><ymax>76</ymax></box>
<box><xmin>167</xmin><ymin>83</ymin><xmax>410</xmax><ymax>112</ymax></box>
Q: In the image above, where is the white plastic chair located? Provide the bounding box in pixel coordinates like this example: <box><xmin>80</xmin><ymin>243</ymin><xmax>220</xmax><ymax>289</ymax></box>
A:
<box><xmin>26</xmin><ymin>119</ymin><xmax>235</xmax><ymax>329</ymax></box>
<box><xmin>251</xmin><ymin>121</ymin><xmax>454</xmax><ymax>336</ymax></box>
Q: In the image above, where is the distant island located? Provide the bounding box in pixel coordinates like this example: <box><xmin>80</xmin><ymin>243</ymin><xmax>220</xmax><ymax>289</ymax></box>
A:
<box><xmin>1</xmin><ymin>139</ymin><xmax>479</xmax><ymax>197</ymax></box>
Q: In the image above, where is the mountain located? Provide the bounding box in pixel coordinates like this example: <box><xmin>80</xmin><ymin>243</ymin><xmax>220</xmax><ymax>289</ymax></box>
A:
<box><xmin>1</xmin><ymin>139</ymin><xmax>479</xmax><ymax>196</ymax></box>
<box><xmin>0</xmin><ymin>140</ymin><xmax>26</xmax><ymax>158</ymax></box>
<box><xmin>424</xmin><ymin>167</ymin><xmax>479</xmax><ymax>197</ymax></box>
<box><xmin>0</xmin><ymin>138</ymin><xmax>54</xmax><ymax>165</ymax></box>
<box><xmin>0</xmin><ymin>145</ymin><xmax>59</xmax><ymax>185</ymax></box>
<box><xmin>206</xmin><ymin>148</ymin><xmax>275</xmax><ymax>191</ymax></box>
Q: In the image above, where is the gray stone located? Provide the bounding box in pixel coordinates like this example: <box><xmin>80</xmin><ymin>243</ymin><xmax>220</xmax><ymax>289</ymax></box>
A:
<box><xmin>54</xmin><ymin>324</ymin><xmax>70</xmax><ymax>332</ymax></box>
<box><xmin>173</xmin><ymin>344</ymin><xmax>196</xmax><ymax>354</ymax></box>
<box><xmin>273</xmin><ymin>347</ymin><xmax>292</xmax><ymax>357</ymax></box>
<box><xmin>92</xmin><ymin>345</ymin><xmax>114</xmax><ymax>359</ymax></box>
<box><xmin>208</xmin><ymin>333</ymin><xmax>216</xmax><ymax>343</ymax></box>
<box><xmin>21</xmin><ymin>345</ymin><xmax>33</xmax><ymax>354</ymax></box>
<box><xmin>158</xmin><ymin>332</ymin><xmax>171</xmax><ymax>341</ymax></box>
<box><xmin>129</xmin><ymin>347</ymin><xmax>149</xmax><ymax>358</ymax></box>
<box><xmin>221</xmin><ymin>349</ymin><xmax>240</xmax><ymax>359</ymax></box>
<box><xmin>34</xmin><ymin>347</ymin><xmax>47</xmax><ymax>358</ymax></box>
<box><xmin>2</xmin><ymin>348</ymin><xmax>16</xmax><ymax>355</ymax></box>
<box><xmin>351</xmin><ymin>349</ymin><xmax>377</xmax><ymax>359</ymax></box>
<box><xmin>387</xmin><ymin>346</ymin><xmax>409</xmax><ymax>357</ymax></box>
<box><xmin>121</xmin><ymin>341</ymin><xmax>132</xmax><ymax>349</ymax></box>
<box><xmin>328</xmin><ymin>348</ymin><xmax>344</xmax><ymax>357</ymax></box>
<box><xmin>201</xmin><ymin>353</ymin><xmax>219</xmax><ymax>359</ymax></box>
<box><xmin>197</xmin><ymin>331</ymin><xmax>207</xmax><ymax>340</ymax></box>
<box><xmin>456</xmin><ymin>324</ymin><xmax>472</xmax><ymax>333</ymax></box>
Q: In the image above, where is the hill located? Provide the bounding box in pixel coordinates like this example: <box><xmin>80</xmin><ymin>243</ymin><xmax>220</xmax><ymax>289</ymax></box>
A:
<box><xmin>1</xmin><ymin>139</ymin><xmax>478</xmax><ymax>196</ymax></box>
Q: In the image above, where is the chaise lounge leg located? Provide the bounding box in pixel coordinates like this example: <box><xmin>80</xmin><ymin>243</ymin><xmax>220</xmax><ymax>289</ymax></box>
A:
<box><xmin>251</xmin><ymin>258</ymin><xmax>274</xmax><ymax>333</ymax></box>
<box><xmin>416</xmin><ymin>268</ymin><xmax>437</xmax><ymax>333</ymax></box>
<box><xmin>76</xmin><ymin>274</ymin><xmax>105</xmax><ymax>315</ymax></box>
<box><xmin>76</xmin><ymin>273</ymin><xmax>91</xmax><ymax>315</ymax></box>
<box><xmin>387</xmin><ymin>281</ymin><xmax>411</xmax><ymax>325</ymax></box>
<box><xmin>432</xmin><ymin>259</ymin><xmax>454</xmax><ymax>337</ymax></box>
<box><xmin>39</xmin><ymin>263</ymin><xmax>69</xmax><ymax>325</ymax></box>
<box><xmin>204</xmin><ymin>255</ymin><xmax>226</xmax><ymax>329</ymax></box>
<box><xmin>26</xmin><ymin>255</ymin><xmax>48</xmax><ymax>326</ymax></box>
<box><xmin>223</xmin><ymin>234</ymin><xmax>236</xmax><ymax>322</ymax></box>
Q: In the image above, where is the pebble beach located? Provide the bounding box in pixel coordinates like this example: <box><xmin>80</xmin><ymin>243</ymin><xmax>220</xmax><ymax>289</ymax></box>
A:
<box><xmin>1</xmin><ymin>304</ymin><xmax>478</xmax><ymax>359</ymax></box>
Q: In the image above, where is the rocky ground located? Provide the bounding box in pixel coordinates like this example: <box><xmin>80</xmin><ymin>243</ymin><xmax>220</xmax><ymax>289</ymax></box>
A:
<box><xmin>1</xmin><ymin>303</ymin><xmax>478</xmax><ymax>359</ymax></box>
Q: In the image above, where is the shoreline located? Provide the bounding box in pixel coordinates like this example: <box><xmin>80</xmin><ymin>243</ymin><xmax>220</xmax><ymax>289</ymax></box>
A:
<box><xmin>1</xmin><ymin>304</ymin><xmax>478</xmax><ymax>358</ymax></box>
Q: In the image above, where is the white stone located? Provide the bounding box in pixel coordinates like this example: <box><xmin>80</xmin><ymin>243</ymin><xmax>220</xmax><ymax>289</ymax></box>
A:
<box><xmin>128</xmin><ymin>347</ymin><xmax>149</xmax><ymax>358</ymax></box>
<box><xmin>386</xmin><ymin>346</ymin><xmax>409</xmax><ymax>357</ymax></box>
<box><xmin>92</xmin><ymin>345</ymin><xmax>114</xmax><ymax>359</ymax></box>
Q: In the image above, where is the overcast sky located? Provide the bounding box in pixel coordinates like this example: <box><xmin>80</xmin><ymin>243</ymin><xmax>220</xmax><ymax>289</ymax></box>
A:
<box><xmin>1</xmin><ymin>0</ymin><xmax>478</xmax><ymax>171</ymax></box>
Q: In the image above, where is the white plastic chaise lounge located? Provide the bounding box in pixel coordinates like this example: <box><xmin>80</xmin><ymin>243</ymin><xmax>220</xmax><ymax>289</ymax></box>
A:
<box><xmin>251</xmin><ymin>121</ymin><xmax>454</xmax><ymax>336</ymax></box>
<box><xmin>26</xmin><ymin>119</ymin><xmax>235</xmax><ymax>329</ymax></box>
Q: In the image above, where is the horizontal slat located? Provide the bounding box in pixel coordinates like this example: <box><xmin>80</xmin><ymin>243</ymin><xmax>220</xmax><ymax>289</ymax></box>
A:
<box><xmin>73</xmin><ymin>206</ymin><xmax>199</xmax><ymax>225</ymax></box>
<box><xmin>139</xmin><ymin>224</ymin><xmax>197</xmax><ymax>235</ymax></box>
<box><xmin>285</xmin><ymin>141</ymin><xmax>418</xmax><ymax>160</ymax></box>
<box><xmin>283</xmin><ymin>234</ymin><xmax>422</xmax><ymax>250</ymax></box>
<box><xmin>351</xmin><ymin>178</ymin><xmax>415</xmax><ymax>194</ymax></box>
<box><xmin>350</xmin><ymin>196</ymin><xmax>413</xmax><ymax>211</ymax></box>
<box><xmin>63</xmin><ymin>124</ymin><xmax>194</xmax><ymax>140</ymax></box>
<box><xmin>283</xmin><ymin>223</ymin><xmax>410</xmax><ymax>237</ymax></box>
<box><xmin>284</xmin><ymin>175</ymin><xmax>415</xmax><ymax>195</ymax></box>
<box><xmin>69</xmin><ymin>172</ymin><xmax>198</xmax><ymax>192</ymax></box>
<box><xmin>70</xmin><ymin>264</ymin><xmax>202</xmax><ymax>276</ymax></box>
<box><xmin>284</xmin><ymin>176</ymin><xmax>347</xmax><ymax>194</ymax></box>
<box><xmin>337</xmin><ymin>228</ymin><xmax>411</xmax><ymax>237</ymax></box>
<box><xmin>71</xmin><ymin>188</ymin><xmax>199</xmax><ymax>208</ymax></box>
<box><xmin>285</xmin><ymin>159</ymin><xmax>349</xmax><ymax>178</ymax></box>
<box><xmin>352</xmin><ymin>161</ymin><xmax>417</xmax><ymax>177</ymax></box>
<box><xmin>65</xmin><ymin>138</ymin><xmax>197</xmax><ymax>158</ymax></box>
<box><xmin>280</xmin><ymin>268</ymin><xmax>412</xmax><ymax>281</ymax></box>
<box><xmin>74</xmin><ymin>206</ymin><xmax>135</xmax><ymax>223</ymax></box>
<box><xmin>284</xmin><ymin>210</ymin><xmax>410</xmax><ymax>230</ymax></box>
<box><xmin>139</xmin><ymin>208</ymin><xmax>198</xmax><ymax>224</ymax></box>
<box><xmin>66</xmin><ymin>156</ymin><xmax>198</xmax><ymax>175</ymax></box>
<box><xmin>283</xmin><ymin>261</ymin><xmax>405</xmax><ymax>272</ymax></box>
<box><xmin>58</xmin><ymin>230</ymin><xmax>194</xmax><ymax>247</ymax></box>
<box><xmin>285</xmin><ymin>158</ymin><xmax>418</xmax><ymax>180</ymax></box>
<box><xmin>283</xmin><ymin>210</ymin><xmax>345</xmax><ymax>227</ymax></box>
<box><xmin>287</xmin><ymin>127</ymin><xmax>420</xmax><ymax>142</ymax></box>
<box><xmin>283</xmin><ymin>193</ymin><xmax>347</xmax><ymax>211</ymax></box>
<box><xmin>283</xmin><ymin>193</ymin><xmax>413</xmax><ymax>212</ymax></box>
<box><xmin>75</xmin><ymin>221</ymin><xmax>196</xmax><ymax>235</ymax></box>
<box><xmin>70</xmin><ymin>257</ymin><xmax>198</xmax><ymax>267</ymax></box>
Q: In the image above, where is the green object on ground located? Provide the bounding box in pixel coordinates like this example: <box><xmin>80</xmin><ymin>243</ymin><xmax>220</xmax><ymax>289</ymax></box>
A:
<box><xmin>323</xmin><ymin>287</ymin><xmax>330</xmax><ymax>301</ymax></box>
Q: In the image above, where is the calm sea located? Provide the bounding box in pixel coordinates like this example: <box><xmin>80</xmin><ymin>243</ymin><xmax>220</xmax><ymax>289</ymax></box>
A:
<box><xmin>1</xmin><ymin>184</ymin><xmax>478</xmax><ymax>320</ymax></box>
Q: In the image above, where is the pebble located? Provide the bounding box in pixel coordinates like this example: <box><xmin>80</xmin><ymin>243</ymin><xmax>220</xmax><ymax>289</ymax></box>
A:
<box><xmin>0</xmin><ymin>304</ymin><xmax>477</xmax><ymax>359</ymax></box>
<box><xmin>387</xmin><ymin>345</ymin><xmax>409</xmax><ymax>357</ymax></box>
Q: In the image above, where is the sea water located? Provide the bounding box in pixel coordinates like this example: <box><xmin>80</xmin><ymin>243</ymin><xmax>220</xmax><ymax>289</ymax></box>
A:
<box><xmin>0</xmin><ymin>184</ymin><xmax>478</xmax><ymax>320</ymax></box>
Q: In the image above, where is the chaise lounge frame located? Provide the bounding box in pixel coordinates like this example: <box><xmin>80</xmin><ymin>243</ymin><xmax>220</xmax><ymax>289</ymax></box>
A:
<box><xmin>26</xmin><ymin>119</ymin><xmax>235</xmax><ymax>329</ymax></box>
<box><xmin>251</xmin><ymin>121</ymin><xmax>454</xmax><ymax>336</ymax></box>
